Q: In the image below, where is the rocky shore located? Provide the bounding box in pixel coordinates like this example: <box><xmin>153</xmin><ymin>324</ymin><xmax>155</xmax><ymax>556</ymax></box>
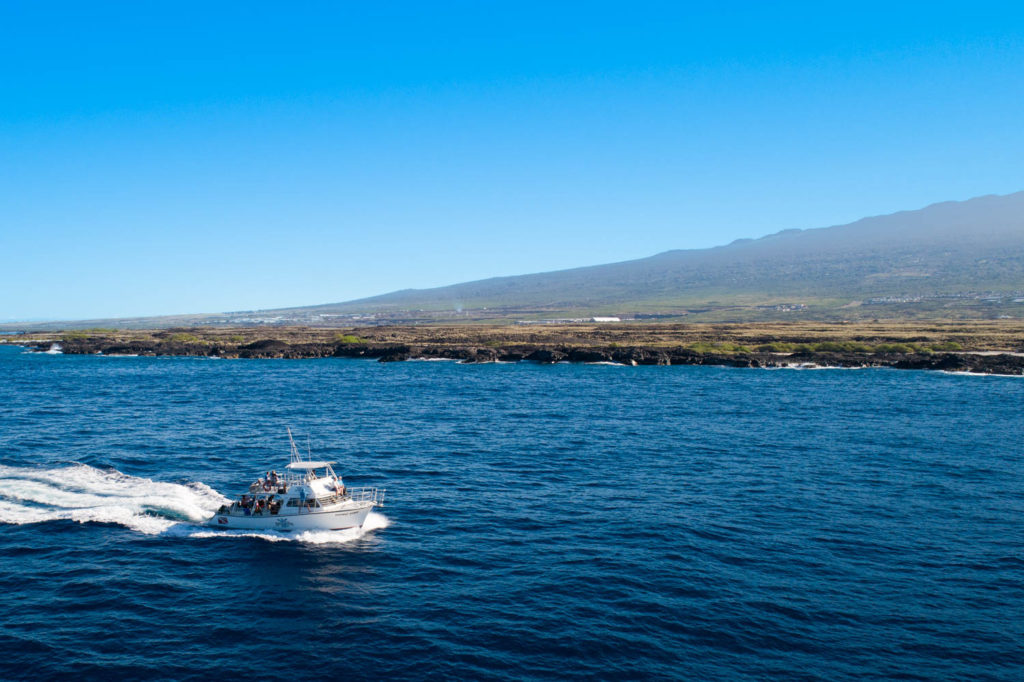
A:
<box><xmin>25</xmin><ymin>335</ymin><xmax>1024</xmax><ymax>375</ymax></box>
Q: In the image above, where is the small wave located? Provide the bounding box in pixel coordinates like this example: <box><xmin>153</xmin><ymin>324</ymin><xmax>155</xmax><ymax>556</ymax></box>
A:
<box><xmin>940</xmin><ymin>370</ymin><xmax>1024</xmax><ymax>378</ymax></box>
<box><xmin>762</xmin><ymin>363</ymin><xmax>867</xmax><ymax>371</ymax></box>
<box><xmin>43</xmin><ymin>343</ymin><xmax>63</xmax><ymax>354</ymax></box>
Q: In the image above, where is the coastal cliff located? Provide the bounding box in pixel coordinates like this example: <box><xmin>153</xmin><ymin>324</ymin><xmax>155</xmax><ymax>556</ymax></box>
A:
<box><xmin>9</xmin><ymin>322</ymin><xmax>1022</xmax><ymax>375</ymax></box>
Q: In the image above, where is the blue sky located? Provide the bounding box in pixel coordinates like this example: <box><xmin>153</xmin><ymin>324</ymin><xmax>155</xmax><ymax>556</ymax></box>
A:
<box><xmin>2</xmin><ymin>2</ymin><xmax>1023</xmax><ymax>320</ymax></box>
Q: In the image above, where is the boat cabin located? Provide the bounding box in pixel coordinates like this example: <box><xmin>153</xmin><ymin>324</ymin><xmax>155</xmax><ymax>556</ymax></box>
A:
<box><xmin>217</xmin><ymin>460</ymin><xmax>351</xmax><ymax>517</ymax></box>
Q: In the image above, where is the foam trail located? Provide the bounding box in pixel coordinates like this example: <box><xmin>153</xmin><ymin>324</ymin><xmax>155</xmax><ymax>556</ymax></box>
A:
<box><xmin>0</xmin><ymin>464</ymin><xmax>390</xmax><ymax>543</ymax></box>
<box><xmin>0</xmin><ymin>463</ymin><xmax>228</xmax><ymax>534</ymax></box>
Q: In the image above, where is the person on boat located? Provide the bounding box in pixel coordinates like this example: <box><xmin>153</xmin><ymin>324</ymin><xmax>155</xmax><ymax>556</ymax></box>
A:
<box><xmin>269</xmin><ymin>470</ymin><xmax>279</xmax><ymax>486</ymax></box>
<box><xmin>298</xmin><ymin>487</ymin><xmax>307</xmax><ymax>513</ymax></box>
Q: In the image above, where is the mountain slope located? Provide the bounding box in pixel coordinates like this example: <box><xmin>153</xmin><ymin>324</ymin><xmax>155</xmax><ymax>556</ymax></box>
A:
<box><xmin>306</xmin><ymin>191</ymin><xmax>1024</xmax><ymax>314</ymax></box>
<box><xmin>6</xmin><ymin>191</ymin><xmax>1023</xmax><ymax>330</ymax></box>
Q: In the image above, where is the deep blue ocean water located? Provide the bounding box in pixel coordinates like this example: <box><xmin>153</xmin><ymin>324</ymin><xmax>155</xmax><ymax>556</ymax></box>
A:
<box><xmin>0</xmin><ymin>345</ymin><xmax>1022</xmax><ymax>680</ymax></box>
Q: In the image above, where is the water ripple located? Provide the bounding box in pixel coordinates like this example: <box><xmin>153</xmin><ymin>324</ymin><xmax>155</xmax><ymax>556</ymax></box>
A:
<box><xmin>0</xmin><ymin>348</ymin><xmax>1022</xmax><ymax>679</ymax></box>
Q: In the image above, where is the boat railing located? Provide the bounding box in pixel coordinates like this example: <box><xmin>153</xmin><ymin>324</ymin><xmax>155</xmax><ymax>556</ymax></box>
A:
<box><xmin>247</xmin><ymin>471</ymin><xmax>327</xmax><ymax>492</ymax></box>
<box><xmin>346</xmin><ymin>486</ymin><xmax>386</xmax><ymax>507</ymax></box>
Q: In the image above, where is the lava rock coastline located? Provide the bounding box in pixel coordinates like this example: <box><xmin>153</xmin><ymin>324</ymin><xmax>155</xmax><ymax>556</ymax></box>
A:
<box><xmin>29</xmin><ymin>337</ymin><xmax>1024</xmax><ymax>375</ymax></box>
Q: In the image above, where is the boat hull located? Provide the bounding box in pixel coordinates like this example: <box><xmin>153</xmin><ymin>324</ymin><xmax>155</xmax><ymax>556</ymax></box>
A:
<box><xmin>207</xmin><ymin>501</ymin><xmax>374</xmax><ymax>532</ymax></box>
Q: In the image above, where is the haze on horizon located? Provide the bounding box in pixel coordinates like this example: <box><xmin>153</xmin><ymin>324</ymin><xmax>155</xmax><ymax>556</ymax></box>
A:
<box><xmin>2</xmin><ymin>2</ymin><xmax>1024</xmax><ymax>321</ymax></box>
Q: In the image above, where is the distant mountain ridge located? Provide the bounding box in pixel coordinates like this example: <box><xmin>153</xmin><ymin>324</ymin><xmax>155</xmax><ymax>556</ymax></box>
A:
<box><xmin>298</xmin><ymin>191</ymin><xmax>1024</xmax><ymax>316</ymax></box>
<box><xmin>5</xmin><ymin>191</ymin><xmax>1024</xmax><ymax>330</ymax></box>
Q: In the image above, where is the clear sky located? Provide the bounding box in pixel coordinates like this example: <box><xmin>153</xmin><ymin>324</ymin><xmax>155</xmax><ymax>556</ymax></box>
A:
<box><xmin>2</xmin><ymin>2</ymin><xmax>1024</xmax><ymax>320</ymax></box>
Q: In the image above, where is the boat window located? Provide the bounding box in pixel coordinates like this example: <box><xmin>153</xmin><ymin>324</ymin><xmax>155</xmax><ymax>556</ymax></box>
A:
<box><xmin>286</xmin><ymin>499</ymin><xmax>299</xmax><ymax>507</ymax></box>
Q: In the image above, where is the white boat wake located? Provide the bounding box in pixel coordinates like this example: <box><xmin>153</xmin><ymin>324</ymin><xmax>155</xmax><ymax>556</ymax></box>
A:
<box><xmin>0</xmin><ymin>463</ymin><xmax>389</xmax><ymax>544</ymax></box>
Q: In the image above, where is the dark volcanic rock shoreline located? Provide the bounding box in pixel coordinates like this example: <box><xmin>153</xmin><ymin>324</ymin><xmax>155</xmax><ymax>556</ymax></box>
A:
<box><xmin>23</xmin><ymin>337</ymin><xmax>1024</xmax><ymax>375</ymax></box>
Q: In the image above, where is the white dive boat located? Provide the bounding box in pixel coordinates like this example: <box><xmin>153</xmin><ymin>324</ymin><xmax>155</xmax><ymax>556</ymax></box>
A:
<box><xmin>208</xmin><ymin>429</ymin><xmax>385</xmax><ymax>533</ymax></box>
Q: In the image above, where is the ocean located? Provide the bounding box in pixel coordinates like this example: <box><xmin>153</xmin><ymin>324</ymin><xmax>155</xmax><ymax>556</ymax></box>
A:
<box><xmin>0</xmin><ymin>346</ymin><xmax>1021</xmax><ymax>680</ymax></box>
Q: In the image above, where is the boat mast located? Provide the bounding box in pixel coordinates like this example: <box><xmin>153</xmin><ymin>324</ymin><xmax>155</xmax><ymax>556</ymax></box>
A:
<box><xmin>287</xmin><ymin>427</ymin><xmax>302</xmax><ymax>464</ymax></box>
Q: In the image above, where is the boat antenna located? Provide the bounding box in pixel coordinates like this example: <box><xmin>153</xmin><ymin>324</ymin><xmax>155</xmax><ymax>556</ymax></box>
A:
<box><xmin>287</xmin><ymin>427</ymin><xmax>301</xmax><ymax>463</ymax></box>
<box><xmin>306</xmin><ymin>435</ymin><xmax>312</xmax><ymax>459</ymax></box>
